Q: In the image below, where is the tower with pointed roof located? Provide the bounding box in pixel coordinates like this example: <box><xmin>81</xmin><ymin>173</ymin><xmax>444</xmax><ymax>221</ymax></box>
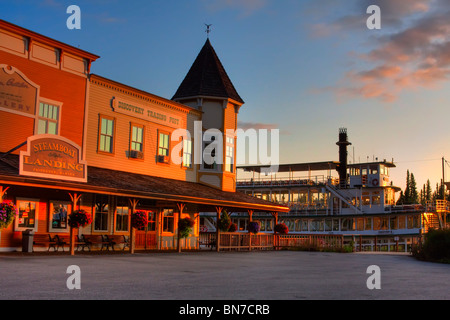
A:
<box><xmin>173</xmin><ymin>38</ymin><xmax>244</xmax><ymax>192</ymax></box>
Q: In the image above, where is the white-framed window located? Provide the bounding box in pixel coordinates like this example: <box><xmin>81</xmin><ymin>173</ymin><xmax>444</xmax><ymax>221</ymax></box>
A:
<box><xmin>98</xmin><ymin>115</ymin><xmax>115</xmax><ymax>154</ymax></box>
<box><xmin>131</xmin><ymin>124</ymin><xmax>144</xmax><ymax>152</ymax></box>
<box><xmin>49</xmin><ymin>200</ymin><xmax>71</xmax><ymax>233</ymax></box>
<box><xmin>115</xmin><ymin>206</ymin><xmax>129</xmax><ymax>232</ymax></box>
<box><xmin>225</xmin><ymin>136</ymin><xmax>234</xmax><ymax>173</ymax></box>
<box><xmin>15</xmin><ymin>198</ymin><xmax>39</xmax><ymax>232</ymax></box>
<box><xmin>37</xmin><ymin>100</ymin><xmax>61</xmax><ymax>135</ymax></box>
<box><xmin>182</xmin><ymin>138</ymin><xmax>192</xmax><ymax>168</ymax></box>
<box><xmin>158</xmin><ymin>132</ymin><xmax>170</xmax><ymax>157</ymax></box>
<box><xmin>94</xmin><ymin>195</ymin><xmax>109</xmax><ymax>232</ymax></box>
<box><xmin>162</xmin><ymin>209</ymin><xmax>174</xmax><ymax>233</ymax></box>
<box><xmin>203</xmin><ymin>137</ymin><xmax>217</xmax><ymax>170</ymax></box>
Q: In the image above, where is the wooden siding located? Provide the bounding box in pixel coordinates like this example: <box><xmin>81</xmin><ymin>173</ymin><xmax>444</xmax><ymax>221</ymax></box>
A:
<box><xmin>0</xmin><ymin>50</ymin><xmax>88</xmax><ymax>151</ymax></box>
<box><xmin>86</xmin><ymin>77</ymin><xmax>200</xmax><ymax>182</ymax></box>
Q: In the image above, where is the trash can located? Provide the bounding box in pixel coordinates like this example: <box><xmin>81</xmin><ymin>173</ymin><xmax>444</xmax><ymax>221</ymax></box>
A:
<box><xmin>22</xmin><ymin>229</ymin><xmax>34</xmax><ymax>253</ymax></box>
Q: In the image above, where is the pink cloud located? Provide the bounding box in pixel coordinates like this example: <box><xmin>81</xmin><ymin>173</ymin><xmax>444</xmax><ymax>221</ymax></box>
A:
<box><xmin>316</xmin><ymin>3</ymin><xmax>450</xmax><ymax>103</ymax></box>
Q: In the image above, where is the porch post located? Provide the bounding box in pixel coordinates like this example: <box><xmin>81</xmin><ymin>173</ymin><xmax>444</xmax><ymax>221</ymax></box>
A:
<box><xmin>68</xmin><ymin>192</ymin><xmax>82</xmax><ymax>256</ymax></box>
<box><xmin>176</xmin><ymin>203</ymin><xmax>186</xmax><ymax>253</ymax></box>
<box><xmin>271</xmin><ymin>212</ymin><xmax>278</xmax><ymax>250</ymax></box>
<box><xmin>248</xmin><ymin>209</ymin><xmax>253</xmax><ymax>251</ymax></box>
<box><xmin>156</xmin><ymin>209</ymin><xmax>162</xmax><ymax>250</ymax></box>
<box><xmin>0</xmin><ymin>186</ymin><xmax>9</xmax><ymax>203</ymax></box>
<box><xmin>128</xmin><ymin>198</ymin><xmax>139</xmax><ymax>254</ymax></box>
<box><xmin>215</xmin><ymin>206</ymin><xmax>223</xmax><ymax>252</ymax></box>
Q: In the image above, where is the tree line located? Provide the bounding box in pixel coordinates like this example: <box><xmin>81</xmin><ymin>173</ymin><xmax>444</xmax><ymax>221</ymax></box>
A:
<box><xmin>396</xmin><ymin>170</ymin><xmax>447</xmax><ymax>205</ymax></box>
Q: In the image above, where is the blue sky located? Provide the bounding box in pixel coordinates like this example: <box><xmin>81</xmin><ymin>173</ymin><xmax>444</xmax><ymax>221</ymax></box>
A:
<box><xmin>2</xmin><ymin>0</ymin><xmax>450</xmax><ymax>192</ymax></box>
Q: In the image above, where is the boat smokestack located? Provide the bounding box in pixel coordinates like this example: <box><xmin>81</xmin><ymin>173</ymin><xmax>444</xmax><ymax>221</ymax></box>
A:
<box><xmin>336</xmin><ymin>128</ymin><xmax>351</xmax><ymax>189</ymax></box>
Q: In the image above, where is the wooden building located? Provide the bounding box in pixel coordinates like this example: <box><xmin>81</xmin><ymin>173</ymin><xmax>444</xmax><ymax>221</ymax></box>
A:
<box><xmin>0</xmin><ymin>20</ymin><xmax>288</xmax><ymax>252</ymax></box>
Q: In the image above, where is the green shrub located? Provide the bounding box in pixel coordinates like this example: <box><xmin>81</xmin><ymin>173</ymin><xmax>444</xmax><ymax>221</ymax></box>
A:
<box><xmin>413</xmin><ymin>228</ymin><xmax>450</xmax><ymax>263</ymax></box>
<box><xmin>218</xmin><ymin>210</ymin><xmax>231</xmax><ymax>232</ymax></box>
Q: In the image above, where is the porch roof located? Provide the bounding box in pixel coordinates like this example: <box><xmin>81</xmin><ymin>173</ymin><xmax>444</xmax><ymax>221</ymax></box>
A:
<box><xmin>0</xmin><ymin>154</ymin><xmax>289</xmax><ymax>213</ymax></box>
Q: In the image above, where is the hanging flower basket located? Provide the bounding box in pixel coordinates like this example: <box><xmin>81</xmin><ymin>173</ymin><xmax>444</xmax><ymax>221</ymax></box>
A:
<box><xmin>131</xmin><ymin>210</ymin><xmax>148</xmax><ymax>230</ymax></box>
<box><xmin>0</xmin><ymin>202</ymin><xmax>17</xmax><ymax>230</ymax></box>
<box><xmin>178</xmin><ymin>217</ymin><xmax>195</xmax><ymax>239</ymax></box>
<box><xmin>274</xmin><ymin>223</ymin><xmax>289</xmax><ymax>234</ymax></box>
<box><xmin>247</xmin><ymin>221</ymin><xmax>260</xmax><ymax>234</ymax></box>
<box><xmin>228</xmin><ymin>222</ymin><xmax>237</xmax><ymax>232</ymax></box>
<box><xmin>68</xmin><ymin>209</ymin><xmax>92</xmax><ymax>229</ymax></box>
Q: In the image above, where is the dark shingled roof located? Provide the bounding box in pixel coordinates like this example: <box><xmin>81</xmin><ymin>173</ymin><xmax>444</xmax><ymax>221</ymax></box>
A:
<box><xmin>172</xmin><ymin>39</ymin><xmax>244</xmax><ymax>104</ymax></box>
<box><xmin>0</xmin><ymin>154</ymin><xmax>288</xmax><ymax>212</ymax></box>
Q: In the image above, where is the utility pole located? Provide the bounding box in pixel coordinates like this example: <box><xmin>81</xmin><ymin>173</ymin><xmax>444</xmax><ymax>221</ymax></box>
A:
<box><xmin>443</xmin><ymin>157</ymin><xmax>446</xmax><ymax>200</ymax></box>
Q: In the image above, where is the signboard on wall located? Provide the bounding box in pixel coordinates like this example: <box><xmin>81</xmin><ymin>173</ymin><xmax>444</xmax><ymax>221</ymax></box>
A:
<box><xmin>111</xmin><ymin>97</ymin><xmax>183</xmax><ymax>129</ymax></box>
<box><xmin>0</xmin><ymin>65</ymin><xmax>39</xmax><ymax>117</ymax></box>
<box><xmin>20</xmin><ymin>134</ymin><xmax>87</xmax><ymax>182</ymax></box>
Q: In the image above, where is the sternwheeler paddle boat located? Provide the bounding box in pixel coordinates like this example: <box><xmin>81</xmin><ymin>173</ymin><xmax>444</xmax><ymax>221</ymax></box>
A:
<box><xmin>200</xmin><ymin>128</ymin><xmax>448</xmax><ymax>252</ymax></box>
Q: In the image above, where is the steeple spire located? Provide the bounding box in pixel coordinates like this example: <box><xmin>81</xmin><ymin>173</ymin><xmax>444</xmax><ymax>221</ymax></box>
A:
<box><xmin>205</xmin><ymin>24</ymin><xmax>212</xmax><ymax>38</ymax></box>
<box><xmin>172</xmin><ymin>38</ymin><xmax>244</xmax><ymax>104</ymax></box>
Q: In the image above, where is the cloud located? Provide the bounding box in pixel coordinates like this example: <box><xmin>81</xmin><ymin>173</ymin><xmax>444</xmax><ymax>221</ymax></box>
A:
<box><xmin>312</xmin><ymin>0</ymin><xmax>450</xmax><ymax>103</ymax></box>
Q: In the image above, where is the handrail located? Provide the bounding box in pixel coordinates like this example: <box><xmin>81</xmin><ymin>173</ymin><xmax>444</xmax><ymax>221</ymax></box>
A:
<box><xmin>236</xmin><ymin>175</ymin><xmax>329</xmax><ymax>187</ymax></box>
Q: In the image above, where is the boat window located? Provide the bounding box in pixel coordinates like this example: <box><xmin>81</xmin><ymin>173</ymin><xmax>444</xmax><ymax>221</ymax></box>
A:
<box><xmin>364</xmin><ymin>218</ymin><xmax>372</xmax><ymax>230</ymax></box>
<box><xmin>332</xmin><ymin>219</ymin><xmax>339</xmax><ymax>231</ymax></box>
<box><xmin>370</xmin><ymin>165</ymin><xmax>378</xmax><ymax>174</ymax></box>
<box><xmin>372</xmin><ymin>196</ymin><xmax>381</xmax><ymax>205</ymax></box>
<box><xmin>362</xmin><ymin>196</ymin><xmax>371</xmax><ymax>206</ymax></box>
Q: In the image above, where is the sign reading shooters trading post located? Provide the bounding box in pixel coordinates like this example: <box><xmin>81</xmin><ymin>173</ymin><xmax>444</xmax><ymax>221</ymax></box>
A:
<box><xmin>20</xmin><ymin>134</ymin><xmax>87</xmax><ymax>183</ymax></box>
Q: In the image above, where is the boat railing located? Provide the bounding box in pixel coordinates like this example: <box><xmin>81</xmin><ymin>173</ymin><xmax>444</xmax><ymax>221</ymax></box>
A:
<box><xmin>425</xmin><ymin>200</ymin><xmax>450</xmax><ymax>213</ymax></box>
<box><xmin>385</xmin><ymin>204</ymin><xmax>425</xmax><ymax>213</ymax></box>
<box><xmin>236</xmin><ymin>175</ymin><xmax>328</xmax><ymax>187</ymax></box>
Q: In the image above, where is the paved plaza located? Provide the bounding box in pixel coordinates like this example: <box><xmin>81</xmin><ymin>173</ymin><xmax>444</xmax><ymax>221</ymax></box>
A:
<box><xmin>0</xmin><ymin>250</ymin><xmax>448</xmax><ymax>300</ymax></box>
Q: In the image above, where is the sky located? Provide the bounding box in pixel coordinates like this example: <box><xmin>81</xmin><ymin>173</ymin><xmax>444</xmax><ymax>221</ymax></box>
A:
<box><xmin>1</xmin><ymin>0</ymin><xmax>450</xmax><ymax>192</ymax></box>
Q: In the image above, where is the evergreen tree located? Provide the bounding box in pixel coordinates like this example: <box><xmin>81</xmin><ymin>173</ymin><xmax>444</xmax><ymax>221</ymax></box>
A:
<box><xmin>419</xmin><ymin>185</ymin><xmax>425</xmax><ymax>205</ymax></box>
<box><xmin>396</xmin><ymin>190</ymin><xmax>404</xmax><ymax>205</ymax></box>
<box><xmin>404</xmin><ymin>170</ymin><xmax>411</xmax><ymax>204</ymax></box>
<box><xmin>425</xmin><ymin>179</ymin><xmax>432</xmax><ymax>203</ymax></box>
<box><xmin>410</xmin><ymin>173</ymin><xmax>418</xmax><ymax>204</ymax></box>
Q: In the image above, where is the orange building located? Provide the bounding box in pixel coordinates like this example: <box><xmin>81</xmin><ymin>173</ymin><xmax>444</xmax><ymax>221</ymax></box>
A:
<box><xmin>0</xmin><ymin>20</ymin><xmax>288</xmax><ymax>252</ymax></box>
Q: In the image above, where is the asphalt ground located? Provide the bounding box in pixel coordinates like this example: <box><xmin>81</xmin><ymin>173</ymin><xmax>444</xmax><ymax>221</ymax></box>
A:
<box><xmin>0</xmin><ymin>250</ymin><xmax>448</xmax><ymax>302</ymax></box>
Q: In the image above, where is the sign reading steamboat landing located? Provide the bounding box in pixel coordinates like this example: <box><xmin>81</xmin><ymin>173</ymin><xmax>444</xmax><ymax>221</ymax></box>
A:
<box><xmin>20</xmin><ymin>135</ymin><xmax>87</xmax><ymax>182</ymax></box>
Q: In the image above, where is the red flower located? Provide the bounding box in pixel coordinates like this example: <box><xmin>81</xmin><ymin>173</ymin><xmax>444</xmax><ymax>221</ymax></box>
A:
<box><xmin>274</xmin><ymin>223</ymin><xmax>289</xmax><ymax>234</ymax></box>
<box><xmin>68</xmin><ymin>210</ymin><xmax>92</xmax><ymax>228</ymax></box>
<box><xmin>131</xmin><ymin>211</ymin><xmax>148</xmax><ymax>229</ymax></box>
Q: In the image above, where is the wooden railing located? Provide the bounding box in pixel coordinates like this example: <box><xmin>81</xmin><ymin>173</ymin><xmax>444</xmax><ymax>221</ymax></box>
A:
<box><xmin>275</xmin><ymin>234</ymin><xmax>344</xmax><ymax>251</ymax></box>
<box><xmin>218</xmin><ymin>232</ymin><xmax>274</xmax><ymax>251</ymax></box>
<box><xmin>212</xmin><ymin>232</ymin><xmax>343</xmax><ymax>251</ymax></box>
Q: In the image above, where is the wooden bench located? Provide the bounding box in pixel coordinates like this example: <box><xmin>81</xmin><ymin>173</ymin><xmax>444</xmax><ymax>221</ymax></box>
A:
<box><xmin>33</xmin><ymin>233</ymin><xmax>67</xmax><ymax>252</ymax></box>
<box><xmin>79</xmin><ymin>234</ymin><xmax>130</xmax><ymax>251</ymax></box>
<box><xmin>108</xmin><ymin>235</ymin><xmax>130</xmax><ymax>251</ymax></box>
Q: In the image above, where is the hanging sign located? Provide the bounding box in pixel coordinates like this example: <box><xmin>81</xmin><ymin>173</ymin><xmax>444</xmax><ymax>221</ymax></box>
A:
<box><xmin>0</xmin><ymin>65</ymin><xmax>39</xmax><ymax>117</ymax></box>
<box><xmin>20</xmin><ymin>134</ymin><xmax>87</xmax><ymax>183</ymax></box>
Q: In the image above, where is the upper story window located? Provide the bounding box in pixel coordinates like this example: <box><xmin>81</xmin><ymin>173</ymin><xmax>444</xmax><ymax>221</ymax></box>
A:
<box><xmin>131</xmin><ymin>124</ymin><xmax>144</xmax><ymax>152</ymax></box>
<box><xmin>98</xmin><ymin>115</ymin><xmax>115</xmax><ymax>154</ymax></box>
<box><xmin>37</xmin><ymin>102</ymin><xmax>60</xmax><ymax>135</ymax></box>
<box><xmin>203</xmin><ymin>136</ymin><xmax>218</xmax><ymax>170</ymax></box>
<box><xmin>182</xmin><ymin>139</ymin><xmax>192</xmax><ymax>168</ymax></box>
<box><xmin>157</xmin><ymin>132</ymin><xmax>170</xmax><ymax>163</ymax></box>
<box><xmin>225</xmin><ymin>136</ymin><xmax>234</xmax><ymax>173</ymax></box>
<box><xmin>129</xmin><ymin>124</ymin><xmax>144</xmax><ymax>159</ymax></box>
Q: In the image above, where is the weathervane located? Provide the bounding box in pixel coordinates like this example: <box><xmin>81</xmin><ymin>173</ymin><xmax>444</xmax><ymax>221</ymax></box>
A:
<box><xmin>205</xmin><ymin>24</ymin><xmax>212</xmax><ymax>38</ymax></box>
